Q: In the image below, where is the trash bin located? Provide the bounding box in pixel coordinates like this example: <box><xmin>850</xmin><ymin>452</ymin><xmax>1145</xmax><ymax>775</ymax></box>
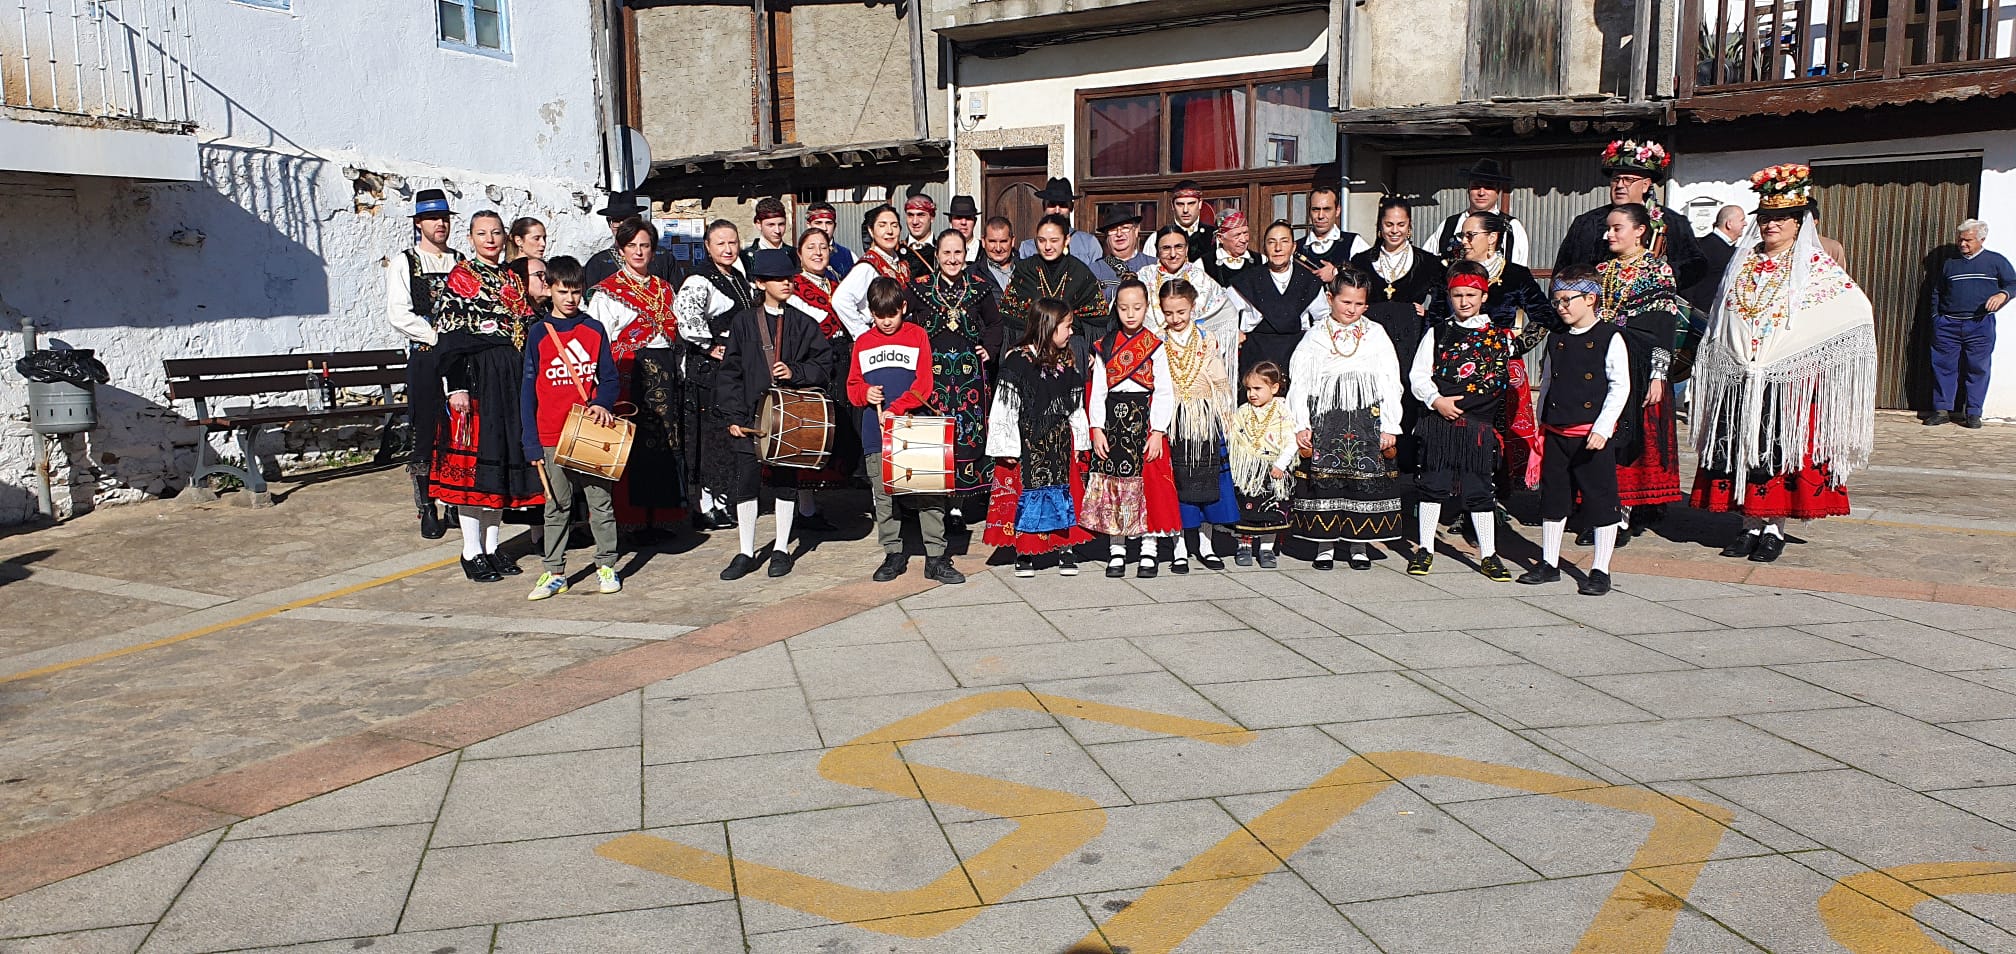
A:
<box><xmin>28</xmin><ymin>380</ymin><xmax>96</xmax><ymax>434</ymax></box>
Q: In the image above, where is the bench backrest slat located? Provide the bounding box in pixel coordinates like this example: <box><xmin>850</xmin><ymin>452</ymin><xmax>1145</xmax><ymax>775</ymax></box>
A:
<box><xmin>163</xmin><ymin>349</ymin><xmax>407</xmax><ymax>379</ymax></box>
<box><xmin>168</xmin><ymin>368</ymin><xmax>407</xmax><ymax>400</ymax></box>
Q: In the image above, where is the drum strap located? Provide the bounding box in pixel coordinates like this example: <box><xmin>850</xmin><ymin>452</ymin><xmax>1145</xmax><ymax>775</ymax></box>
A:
<box><xmin>551</xmin><ymin>326</ymin><xmax>594</xmax><ymax>405</ymax></box>
<box><xmin>756</xmin><ymin>307</ymin><xmax>784</xmax><ymax>384</ymax></box>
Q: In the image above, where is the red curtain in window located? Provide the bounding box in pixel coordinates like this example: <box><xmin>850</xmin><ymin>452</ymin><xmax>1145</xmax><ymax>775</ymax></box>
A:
<box><xmin>1177</xmin><ymin>90</ymin><xmax>1239</xmax><ymax>172</ymax></box>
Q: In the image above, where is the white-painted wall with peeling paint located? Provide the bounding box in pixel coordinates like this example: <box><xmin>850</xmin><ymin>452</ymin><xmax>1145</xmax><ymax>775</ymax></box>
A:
<box><xmin>0</xmin><ymin>0</ymin><xmax>612</xmax><ymax>523</ymax></box>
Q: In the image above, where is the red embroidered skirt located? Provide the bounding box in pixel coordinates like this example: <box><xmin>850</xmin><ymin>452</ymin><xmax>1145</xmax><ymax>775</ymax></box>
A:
<box><xmin>1690</xmin><ymin>462</ymin><xmax>1850</xmax><ymax>519</ymax></box>
<box><xmin>1618</xmin><ymin>399</ymin><xmax>1684</xmax><ymax>507</ymax></box>
<box><xmin>983</xmin><ymin>460</ymin><xmax>1094</xmax><ymax>555</ymax></box>
<box><xmin>430</xmin><ymin>405</ymin><xmax>544</xmax><ymax>511</ymax></box>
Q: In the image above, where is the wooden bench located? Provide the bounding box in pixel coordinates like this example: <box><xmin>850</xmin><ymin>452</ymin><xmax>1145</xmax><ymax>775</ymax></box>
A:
<box><xmin>164</xmin><ymin>350</ymin><xmax>410</xmax><ymax>507</ymax></box>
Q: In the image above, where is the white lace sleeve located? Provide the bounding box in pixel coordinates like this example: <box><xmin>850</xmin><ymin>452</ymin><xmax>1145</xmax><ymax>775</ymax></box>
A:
<box><xmin>674</xmin><ymin>277</ymin><xmax>720</xmax><ymax>346</ymax></box>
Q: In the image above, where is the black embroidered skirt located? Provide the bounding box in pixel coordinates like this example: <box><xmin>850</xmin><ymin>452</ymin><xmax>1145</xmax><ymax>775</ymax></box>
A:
<box><xmin>1292</xmin><ymin>406</ymin><xmax>1401</xmax><ymax>543</ymax></box>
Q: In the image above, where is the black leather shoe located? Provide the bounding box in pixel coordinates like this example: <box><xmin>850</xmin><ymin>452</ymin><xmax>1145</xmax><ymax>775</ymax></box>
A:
<box><xmin>1748</xmin><ymin>534</ymin><xmax>1786</xmax><ymax>563</ymax></box>
<box><xmin>1720</xmin><ymin>532</ymin><xmax>1760</xmax><ymax>558</ymax></box>
<box><xmin>1105</xmin><ymin>558</ymin><xmax>1127</xmax><ymax>579</ymax></box>
<box><xmin>924</xmin><ymin>557</ymin><xmax>966</xmax><ymax>584</ymax></box>
<box><xmin>768</xmin><ymin>551</ymin><xmax>797</xmax><ymax>577</ymax></box>
<box><xmin>419</xmin><ymin>504</ymin><xmax>446</xmax><ymax>540</ymax></box>
<box><xmin>1348</xmin><ymin>548</ymin><xmax>1372</xmax><ymax>571</ymax></box>
<box><xmin>1136</xmin><ymin>561</ymin><xmax>1159</xmax><ymax>579</ymax></box>
<box><xmin>1312</xmin><ymin>557</ymin><xmax>1335</xmax><ymax>571</ymax></box>
<box><xmin>460</xmin><ymin>556</ymin><xmax>501</xmax><ymax>583</ymax></box>
<box><xmin>873</xmin><ymin>553</ymin><xmax>907</xmax><ymax>582</ymax></box>
<box><xmin>1199</xmin><ymin>554</ymin><xmax>1226</xmax><ymax>571</ymax></box>
<box><xmin>1963</xmin><ymin>415</ymin><xmax>1985</xmax><ymax>429</ymax></box>
<box><xmin>1517</xmin><ymin>565</ymin><xmax>1561</xmax><ymax>585</ymax></box>
<box><xmin>713</xmin><ymin>507</ymin><xmax>738</xmax><ymax>529</ymax></box>
<box><xmin>1575</xmin><ymin>528</ymin><xmax>1595</xmax><ymax>547</ymax></box>
<box><xmin>484</xmin><ymin>553</ymin><xmax>522</xmax><ymax>576</ymax></box>
<box><xmin>1923</xmin><ymin>413</ymin><xmax>1949</xmax><ymax>426</ymax></box>
<box><xmin>946</xmin><ymin>512</ymin><xmax>968</xmax><ymax>535</ymax></box>
<box><xmin>1578</xmin><ymin>569</ymin><xmax>1613</xmax><ymax>596</ymax></box>
<box><xmin>720</xmin><ymin>553</ymin><xmax>761</xmax><ymax>581</ymax></box>
<box><xmin>1169</xmin><ymin>558</ymin><xmax>1190</xmax><ymax>575</ymax></box>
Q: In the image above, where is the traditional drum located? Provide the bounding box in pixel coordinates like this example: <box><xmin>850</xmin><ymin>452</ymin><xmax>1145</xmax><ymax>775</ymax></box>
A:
<box><xmin>883</xmin><ymin>415</ymin><xmax>955</xmax><ymax>495</ymax></box>
<box><xmin>553</xmin><ymin>402</ymin><xmax>636</xmax><ymax>480</ymax></box>
<box><xmin>757</xmin><ymin>386</ymin><xmax>835</xmax><ymax>470</ymax></box>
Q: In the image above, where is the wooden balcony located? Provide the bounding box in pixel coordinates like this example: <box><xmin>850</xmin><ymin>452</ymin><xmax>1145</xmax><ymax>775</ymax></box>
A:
<box><xmin>1679</xmin><ymin>0</ymin><xmax>2016</xmax><ymax>118</ymax></box>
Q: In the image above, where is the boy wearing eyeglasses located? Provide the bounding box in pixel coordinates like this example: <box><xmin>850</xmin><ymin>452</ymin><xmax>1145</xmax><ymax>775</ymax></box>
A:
<box><xmin>1517</xmin><ymin>265</ymin><xmax>1631</xmax><ymax>596</ymax></box>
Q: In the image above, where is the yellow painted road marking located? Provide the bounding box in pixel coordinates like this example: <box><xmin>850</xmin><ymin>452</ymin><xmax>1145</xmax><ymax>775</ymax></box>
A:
<box><xmin>1821</xmin><ymin>862</ymin><xmax>2016</xmax><ymax>953</ymax></box>
<box><xmin>1084</xmin><ymin>751</ymin><xmax>1735</xmax><ymax>954</ymax></box>
<box><xmin>598</xmin><ymin>690</ymin><xmax>1253</xmax><ymax>936</ymax></box>
<box><xmin>0</xmin><ymin>556</ymin><xmax>460</xmax><ymax>685</ymax></box>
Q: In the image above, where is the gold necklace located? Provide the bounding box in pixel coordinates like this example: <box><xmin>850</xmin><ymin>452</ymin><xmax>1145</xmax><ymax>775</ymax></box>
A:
<box><xmin>1165</xmin><ymin>327</ymin><xmax>1210</xmax><ymax>393</ymax></box>
<box><xmin>1327</xmin><ymin>319</ymin><xmax>1365</xmax><ymax>358</ymax></box>
<box><xmin>1731</xmin><ymin>249</ymin><xmax>1794</xmax><ymax>319</ymax></box>
<box><xmin>1036</xmin><ymin>261</ymin><xmax>1071</xmax><ymax>299</ymax></box>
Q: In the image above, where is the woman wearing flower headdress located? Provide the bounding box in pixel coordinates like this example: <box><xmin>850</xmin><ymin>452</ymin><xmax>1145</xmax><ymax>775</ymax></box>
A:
<box><xmin>1553</xmin><ymin>140</ymin><xmax>1709</xmax><ymax>295</ymax></box>
<box><xmin>1593</xmin><ymin>202</ymin><xmax>1686</xmax><ymax>543</ymax></box>
<box><xmin>1689</xmin><ymin>163</ymin><xmax>1876</xmax><ymax>564</ymax></box>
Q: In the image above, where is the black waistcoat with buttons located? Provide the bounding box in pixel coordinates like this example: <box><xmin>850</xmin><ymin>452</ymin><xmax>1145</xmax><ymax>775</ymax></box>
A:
<box><xmin>1542</xmin><ymin>323</ymin><xmax>1622</xmax><ymax>428</ymax></box>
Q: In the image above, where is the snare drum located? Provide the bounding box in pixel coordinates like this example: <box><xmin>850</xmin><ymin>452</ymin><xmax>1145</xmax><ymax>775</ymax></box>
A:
<box><xmin>757</xmin><ymin>387</ymin><xmax>835</xmax><ymax>470</ymax></box>
<box><xmin>882</xmin><ymin>415</ymin><xmax>955</xmax><ymax>495</ymax></box>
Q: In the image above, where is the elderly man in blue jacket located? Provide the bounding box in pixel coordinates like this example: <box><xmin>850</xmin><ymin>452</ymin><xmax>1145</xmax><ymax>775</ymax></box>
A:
<box><xmin>1929</xmin><ymin>218</ymin><xmax>2015</xmax><ymax>429</ymax></box>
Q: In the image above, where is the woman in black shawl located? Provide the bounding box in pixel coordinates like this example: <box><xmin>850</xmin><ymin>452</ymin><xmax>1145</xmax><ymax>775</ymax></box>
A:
<box><xmin>909</xmin><ymin>228</ymin><xmax>1004</xmax><ymax>510</ymax></box>
<box><xmin>1001</xmin><ymin>214</ymin><xmax>1105</xmax><ymax>355</ymax></box>
<box><xmin>672</xmin><ymin>220</ymin><xmax>757</xmax><ymax>531</ymax></box>
<box><xmin>1352</xmin><ymin>196</ymin><xmax>1445</xmax><ymax>474</ymax></box>
<box><xmin>428</xmin><ymin>211</ymin><xmax>543</xmax><ymax>583</ymax></box>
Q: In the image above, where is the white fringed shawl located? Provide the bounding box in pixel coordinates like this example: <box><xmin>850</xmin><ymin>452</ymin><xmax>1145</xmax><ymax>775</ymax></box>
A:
<box><xmin>1690</xmin><ymin>224</ymin><xmax>1876</xmax><ymax>498</ymax></box>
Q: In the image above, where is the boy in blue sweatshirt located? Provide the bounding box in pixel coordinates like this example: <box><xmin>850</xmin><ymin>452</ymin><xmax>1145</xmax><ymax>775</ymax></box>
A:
<box><xmin>520</xmin><ymin>257</ymin><xmax>623</xmax><ymax>599</ymax></box>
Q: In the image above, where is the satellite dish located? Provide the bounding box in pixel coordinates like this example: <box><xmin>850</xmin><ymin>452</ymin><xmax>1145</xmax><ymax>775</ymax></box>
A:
<box><xmin>625</xmin><ymin>127</ymin><xmax>652</xmax><ymax>190</ymax></box>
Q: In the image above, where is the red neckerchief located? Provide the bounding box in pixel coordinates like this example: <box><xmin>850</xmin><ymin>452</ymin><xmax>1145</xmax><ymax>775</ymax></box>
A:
<box><xmin>597</xmin><ymin>270</ymin><xmax>674</xmax><ymax>357</ymax></box>
<box><xmin>1100</xmin><ymin>326</ymin><xmax>1160</xmax><ymax>390</ymax></box>
<box><xmin>792</xmin><ymin>274</ymin><xmax>842</xmax><ymax>338</ymax></box>
<box><xmin>864</xmin><ymin>247</ymin><xmax>909</xmax><ymax>282</ymax></box>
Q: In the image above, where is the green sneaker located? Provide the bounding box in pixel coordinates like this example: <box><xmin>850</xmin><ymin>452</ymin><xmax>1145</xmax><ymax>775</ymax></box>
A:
<box><xmin>596</xmin><ymin>565</ymin><xmax>622</xmax><ymax>594</ymax></box>
<box><xmin>527</xmin><ymin>571</ymin><xmax>568</xmax><ymax>601</ymax></box>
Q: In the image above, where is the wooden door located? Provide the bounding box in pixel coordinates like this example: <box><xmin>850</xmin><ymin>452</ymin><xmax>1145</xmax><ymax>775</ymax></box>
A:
<box><xmin>1811</xmin><ymin>156</ymin><xmax>1980</xmax><ymax>410</ymax></box>
<box><xmin>980</xmin><ymin>148</ymin><xmax>1048</xmax><ymax>244</ymax></box>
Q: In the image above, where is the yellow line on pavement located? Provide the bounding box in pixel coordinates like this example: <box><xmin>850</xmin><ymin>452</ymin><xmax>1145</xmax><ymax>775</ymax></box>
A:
<box><xmin>0</xmin><ymin>556</ymin><xmax>460</xmax><ymax>685</ymax></box>
<box><xmin>1821</xmin><ymin>862</ymin><xmax>2016</xmax><ymax>953</ymax></box>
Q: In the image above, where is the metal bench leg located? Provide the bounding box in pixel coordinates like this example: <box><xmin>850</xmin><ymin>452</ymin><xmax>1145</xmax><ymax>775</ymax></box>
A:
<box><xmin>235</xmin><ymin>425</ymin><xmax>273</xmax><ymax>508</ymax></box>
<box><xmin>188</xmin><ymin>424</ymin><xmax>219</xmax><ymax>502</ymax></box>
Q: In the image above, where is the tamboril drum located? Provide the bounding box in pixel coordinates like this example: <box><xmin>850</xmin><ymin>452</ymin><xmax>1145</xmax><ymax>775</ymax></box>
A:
<box><xmin>883</xmin><ymin>415</ymin><xmax>955</xmax><ymax>495</ymax></box>
<box><xmin>757</xmin><ymin>387</ymin><xmax>835</xmax><ymax>470</ymax></box>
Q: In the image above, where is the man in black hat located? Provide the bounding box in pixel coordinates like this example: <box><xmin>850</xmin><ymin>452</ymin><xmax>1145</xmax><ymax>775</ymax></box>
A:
<box><xmin>584</xmin><ymin>192</ymin><xmax>683</xmax><ymax>288</ymax></box>
<box><xmin>1551</xmin><ymin>140</ymin><xmax>1707</xmax><ymax>291</ymax></box>
<box><xmin>384</xmin><ymin>188</ymin><xmax>464</xmax><ymax>539</ymax></box>
<box><xmin>1430</xmin><ymin>159</ymin><xmax>1531</xmax><ymax>266</ymax></box>
<box><xmin>947</xmin><ymin>194</ymin><xmax>982</xmax><ymax>262</ymax></box>
<box><xmin>1018</xmin><ymin>177</ymin><xmax>1102</xmax><ymax>266</ymax></box>
<box><xmin>1089</xmin><ymin>208</ymin><xmax>1155</xmax><ymax>308</ymax></box>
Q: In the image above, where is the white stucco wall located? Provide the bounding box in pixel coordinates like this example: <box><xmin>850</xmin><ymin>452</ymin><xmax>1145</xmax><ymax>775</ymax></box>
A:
<box><xmin>1668</xmin><ymin>130</ymin><xmax>2016</xmax><ymax>418</ymax></box>
<box><xmin>0</xmin><ymin>0</ymin><xmax>611</xmax><ymax>523</ymax></box>
<box><xmin>952</xmin><ymin>12</ymin><xmax>1337</xmax><ymax>215</ymax></box>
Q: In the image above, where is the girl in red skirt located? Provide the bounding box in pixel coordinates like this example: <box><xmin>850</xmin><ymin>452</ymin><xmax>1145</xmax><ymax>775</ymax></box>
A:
<box><xmin>984</xmin><ymin>298</ymin><xmax>1093</xmax><ymax>576</ymax></box>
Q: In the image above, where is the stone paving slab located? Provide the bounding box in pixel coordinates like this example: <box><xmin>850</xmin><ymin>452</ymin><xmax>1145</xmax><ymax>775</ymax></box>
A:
<box><xmin>19</xmin><ymin>532</ymin><xmax>2016</xmax><ymax>951</ymax></box>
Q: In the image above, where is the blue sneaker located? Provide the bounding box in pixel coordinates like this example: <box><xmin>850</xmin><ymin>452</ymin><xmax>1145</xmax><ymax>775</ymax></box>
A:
<box><xmin>596</xmin><ymin>565</ymin><xmax>622</xmax><ymax>594</ymax></box>
<box><xmin>527</xmin><ymin>572</ymin><xmax>568</xmax><ymax>601</ymax></box>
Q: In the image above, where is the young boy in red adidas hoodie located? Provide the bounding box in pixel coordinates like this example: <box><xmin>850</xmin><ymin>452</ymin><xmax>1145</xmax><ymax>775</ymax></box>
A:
<box><xmin>849</xmin><ymin>277</ymin><xmax>963</xmax><ymax>585</ymax></box>
<box><xmin>520</xmin><ymin>256</ymin><xmax>623</xmax><ymax>600</ymax></box>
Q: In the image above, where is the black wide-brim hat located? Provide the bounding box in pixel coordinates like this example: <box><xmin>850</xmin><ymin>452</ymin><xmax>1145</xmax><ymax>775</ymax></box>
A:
<box><xmin>597</xmin><ymin>192</ymin><xmax>647</xmax><ymax>218</ymax></box>
<box><xmin>1097</xmin><ymin>210</ymin><xmax>1143</xmax><ymax>232</ymax></box>
<box><xmin>1035</xmin><ymin>177</ymin><xmax>1078</xmax><ymax>204</ymax></box>
<box><xmin>747</xmin><ymin>248</ymin><xmax>797</xmax><ymax>280</ymax></box>
<box><xmin>947</xmin><ymin>195</ymin><xmax>980</xmax><ymax>218</ymax></box>
<box><xmin>1461</xmin><ymin>158</ymin><xmax>1512</xmax><ymax>187</ymax></box>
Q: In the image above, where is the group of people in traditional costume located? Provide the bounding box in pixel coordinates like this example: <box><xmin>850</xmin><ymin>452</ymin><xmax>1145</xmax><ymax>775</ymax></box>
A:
<box><xmin>382</xmin><ymin>141</ymin><xmax>1875</xmax><ymax>598</ymax></box>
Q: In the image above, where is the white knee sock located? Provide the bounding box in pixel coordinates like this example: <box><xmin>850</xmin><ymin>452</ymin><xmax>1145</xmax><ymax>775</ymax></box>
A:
<box><xmin>737</xmin><ymin>500</ymin><xmax>759</xmax><ymax>556</ymax></box>
<box><xmin>1110</xmin><ymin>538</ymin><xmax>1127</xmax><ymax>558</ymax></box>
<box><xmin>482</xmin><ymin>512</ymin><xmax>501</xmax><ymax>554</ymax></box>
<box><xmin>774</xmin><ymin>498</ymin><xmax>797</xmax><ymax>551</ymax></box>
<box><xmin>459</xmin><ymin>512</ymin><xmax>483</xmax><ymax>560</ymax></box>
<box><xmin>798</xmin><ymin>496</ymin><xmax>817</xmax><ymax>517</ymax></box>
<box><xmin>1417</xmin><ymin>502</ymin><xmax>1442</xmax><ymax>553</ymax></box>
<box><xmin>1542</xmin><ymin>519</ymin><xmax>1566</xmax><ymax>568</ymax></box>
<box><xmin>1763</xmin><ymin>518</ymin><xmax>1786</xmax><ymax>538</ymax></box>
<box><xmin>1471</xmin><ymin>510</ymin><xmax>1496</xmax><ymax>558</ymax></box>
<box><xmin>699</xmin><ymin>489</ymin><xmax>718</xmax><ymax>513</ymax></box>
<box><xmin>1173</xmin><ymin>533</ymin><xmax>1189</xmax><ymax>560</ymax></box>
<box><xmin>1593</xmin><ymin>524</ymin><xmax>1618</xmax><ymax>573</ymax></box>
<box><xmin>1196</xmin><ymin>525</ymin><xmax>1217</xmax><ymax>558</ymax></box>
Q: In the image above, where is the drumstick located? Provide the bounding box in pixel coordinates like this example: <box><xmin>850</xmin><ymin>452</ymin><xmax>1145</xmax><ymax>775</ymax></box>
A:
<box><xmin>535</xmin><ymin>459</ymin><xmax>553</xmax><ymax>500</ymax></box>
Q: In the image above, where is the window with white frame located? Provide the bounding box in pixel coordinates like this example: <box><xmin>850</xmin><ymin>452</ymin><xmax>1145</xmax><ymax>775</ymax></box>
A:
<box><xmin>437</xmin><ymin>0</ymin><xmax>508</xmax><ymax>56</ymax></box>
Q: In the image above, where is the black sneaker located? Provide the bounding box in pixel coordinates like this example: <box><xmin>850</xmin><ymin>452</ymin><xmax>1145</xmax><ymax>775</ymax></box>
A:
<box><xmin>1105</xmin><ymin>557</ymin><xmax>1127</xmax><ymax>579</ymax></box>
<box><xmin>1517</xmin><ymin>564</ymin><xmax>1562</xmax><ymax>585</ymax></box>
<box><xmin>1136</xmin><ymin>561</ymin><xmax>1159</xmax><ymax>579</ymax></box>
<box><xmin>1720</xmin><ymin>531</ymin><xmax>1760</xmax><ymax>559</ymax></box>
<box><xmin>1233</xmin><ymin>546</ymin><xmax>1254</xmax><ymax>567</ymax></box>
<box><xmin>1015</xmin><ymin>556</ymin><xmax>1036</xmax><ymax>578</ymax></box>
<box><xmin>1199</xmin><ymin>554</ymin><xmax>1226</xmax><ymax>571</ymax></box>
<box><xmin>768</xmin><ymin>551</ymin><xmax>797</xmax><ymax>577</ymax></box>
<box><xmin>1406</xmin><ymin>551</ymin><xmax>1434</xmax><ymax>576</ymax></box>
<box><xmin>924</xmin><ymin>556</ymin><xmax>966</xmax><ymax>585</ymax></box>
<box><xmin>1964</xmin><ymin>415</ymin><xmax>1985</xmax><ymax>429</ymax></box>
<box><xmin>873</xmin><ymin>553</ymin><xmax>908</xmax><ymax>582</ymax></box>
<box><xmin>1578</xmin><ymin>569</ymin><xmax>1613</xmax><ymax>596</ymax></box>
<box><xmin>460</xmin><ymin>556</ymin><xmax>501</xmax><ymax>583</ymax></box>
<box><xmin>1058</xmin><ymin>555</ymin><xmax>1079</xmax><ymax>577</ymax></box>
<box><xmin>1169</xmin><ymin>558</ymin><xmax>1190</xmax><ymax>575</ymax></box>
<box><xmin>1479</xmin><ymin>555</ymin><xmax>1513</xmax><ymax>582</ymax></box>
<box><xmin>1256</xmin><ymin>549</ymin><xmax>1278</xmax><ymax>569</ymax></box>
<box><xmin>720</xmin><ymin>552</ymin><xmax>762</xmax><ymax>581</ymax></box>
<box><xmin>1923</xmin><ymin>413</ymin><xmax>1950</xmax><ymax>426</ymax></box>
<box><xmin>1748</xmin><ymin>534</ymin><xmax>1786</xmax><ymax>563</ymax></box>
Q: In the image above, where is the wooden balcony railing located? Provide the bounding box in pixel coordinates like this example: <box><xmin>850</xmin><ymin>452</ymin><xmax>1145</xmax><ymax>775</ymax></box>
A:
<box><xmin>1680</xmin><ymin>0</ymin><xmax>2016</xmax><ymax>98</ymax></box>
